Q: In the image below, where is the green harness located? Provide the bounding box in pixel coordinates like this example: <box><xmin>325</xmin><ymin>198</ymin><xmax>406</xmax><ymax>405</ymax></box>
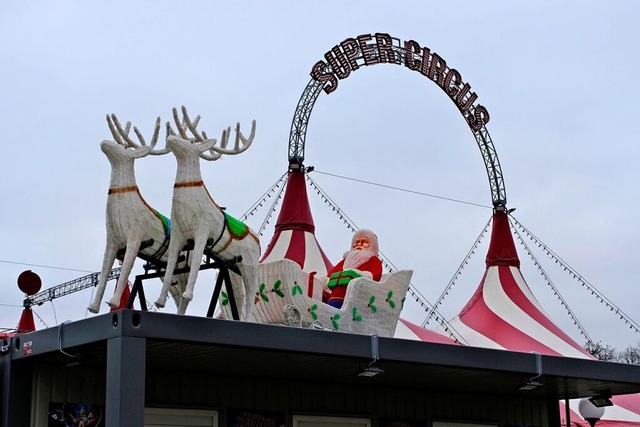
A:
<box><xmin>224</xmin><ymin>212</ymin><xmax>248</xmax><ymax>238</ymax></box>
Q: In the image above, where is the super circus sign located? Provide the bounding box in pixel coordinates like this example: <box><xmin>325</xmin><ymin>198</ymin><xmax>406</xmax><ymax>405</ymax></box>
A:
<box><xmin>310</xmin><ymin>32</ymin><xmax>490</xmax><ymax>132</ymax></box>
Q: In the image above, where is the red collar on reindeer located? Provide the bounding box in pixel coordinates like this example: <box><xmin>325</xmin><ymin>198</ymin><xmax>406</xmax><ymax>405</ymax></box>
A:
<box><xmin>174</xmin><ymin>180</ymin><xmax>205</xmax><ymax>189</ymax></box>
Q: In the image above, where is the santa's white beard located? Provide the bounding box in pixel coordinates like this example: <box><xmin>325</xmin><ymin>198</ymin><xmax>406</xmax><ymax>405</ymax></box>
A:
<box><xmin>343</xmin><ymin>248</ymin><xmax>375</xmax><ymax>269</ymax></box>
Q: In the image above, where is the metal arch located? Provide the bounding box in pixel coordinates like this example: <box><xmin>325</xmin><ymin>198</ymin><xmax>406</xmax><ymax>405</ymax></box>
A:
<box><xmin>288</xmin><ymin>78</ymin><xmax>324</xmax><ymax>168</ymax></box>
<box><xmin>473</xmin><ymin>126</ymin><xmax>507</xmax><ymax>207</ymax></box>
<box><xmin>288</xmin><ymin>35</ymin><xmax>507</xmax><ymax>207</ymax></box>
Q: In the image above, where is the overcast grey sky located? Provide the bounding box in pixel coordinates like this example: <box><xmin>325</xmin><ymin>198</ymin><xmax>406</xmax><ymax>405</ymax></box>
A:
<box><xmin>1</xmin><ymin>1</ymin><xmax>638</xmax><ymax>349</ymax></box>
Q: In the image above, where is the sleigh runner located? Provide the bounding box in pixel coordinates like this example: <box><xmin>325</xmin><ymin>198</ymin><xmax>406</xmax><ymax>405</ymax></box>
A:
<box><xmin>221</xmin><ymin>259</ymin><xmax>412</xmax><ymax>337</ymax></box>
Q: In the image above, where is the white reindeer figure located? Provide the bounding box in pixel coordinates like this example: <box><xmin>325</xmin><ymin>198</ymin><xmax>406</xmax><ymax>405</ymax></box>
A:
<box><xmin>154</xmin><ymin>106</ymin><xmax>260</xmax><ymax>318</ymax></box>
<box><xmin>88</xmin><ymin>114</ymin><xmax>185</xmax><ymax>313</ymax></box>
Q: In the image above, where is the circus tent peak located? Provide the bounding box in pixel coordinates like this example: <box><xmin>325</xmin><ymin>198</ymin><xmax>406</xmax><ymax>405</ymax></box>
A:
<box><xmin>260</xmin><ymin>170</ymin><xmax>333</xmax><ymax>276</ymax></box>
<box><xmin>485</xmin><ymin>208</ymin><xmax>520</xmax><ymax>268</ymax></box>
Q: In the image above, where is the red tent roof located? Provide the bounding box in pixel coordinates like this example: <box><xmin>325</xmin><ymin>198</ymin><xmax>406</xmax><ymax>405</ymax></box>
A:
<box><xmin>485</xmin><ymin>208</ymin><xmax>520</xmax><ymax>268</ymax></box>
<box><xmin>394</xmin><ymin>318</ymin><xmax>460</xmax><ymax>345</ymax></box>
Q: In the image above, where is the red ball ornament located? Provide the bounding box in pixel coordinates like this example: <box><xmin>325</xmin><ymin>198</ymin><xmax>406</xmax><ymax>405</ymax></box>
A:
<box><xmin>17</xmin><ymin>270</ymin><xmax>42</xmax><ymax>296</ymax></box>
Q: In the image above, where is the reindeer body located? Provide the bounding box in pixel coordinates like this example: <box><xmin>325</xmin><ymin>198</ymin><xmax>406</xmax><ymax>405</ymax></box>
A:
<box><xmin>154</xmin><ymin>108</ymin><xmax>259</xmax><ymax>318</ymax></box>
<box><xmin>88</xmin><ymin>118</ymin><xmax>185</xmax><ymax>313</ymax></box>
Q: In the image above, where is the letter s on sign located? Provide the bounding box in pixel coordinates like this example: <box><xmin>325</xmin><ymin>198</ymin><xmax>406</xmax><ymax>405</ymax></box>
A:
<box><xmin>467</xmin><ymin>105</ymin><xmax>490</xmax><ymax>131</ymax></box>
<box><xmin>310</xmin><ymin>60</ymin><xmax>339</xmax><ymax>94</ymax></box>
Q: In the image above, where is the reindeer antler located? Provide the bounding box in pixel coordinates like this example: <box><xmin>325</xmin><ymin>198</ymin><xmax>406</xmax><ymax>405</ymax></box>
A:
<box><xmin>107</xmin><ymin>114</ymin><xmax>135</xmax><ymax>147</ymax></box>
<box><xmin>208</xmin><ymin>120</ymin><xmax>256</xmax><ymax>156</ymax></box>
<box><xmin>167</xmin><ymin>106</ymin><xmax>202</xmax><ymax>142</ymax></box>
<box><xmin>168</xmin><ymin>105</ymin><xmax>256</xmax><ymax>161</ymax></box>
<box><xmin>167</xmin><ymin>106</ymin><xmax>221</xmax><ymax>160</ymax></box>
<box><xmin>107</xmin><ymin>114</ymin><xmax>169</xmax><ymax>154</ymax></box>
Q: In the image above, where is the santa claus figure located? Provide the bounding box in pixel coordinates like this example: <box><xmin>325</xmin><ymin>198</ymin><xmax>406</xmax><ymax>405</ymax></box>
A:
<box><xmin>323</xmin><ymin>229</ymin><xmax>383</xmax><ymax>308</ymax></box>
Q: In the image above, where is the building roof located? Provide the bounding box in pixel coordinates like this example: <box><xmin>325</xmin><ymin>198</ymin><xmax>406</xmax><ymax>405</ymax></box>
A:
<box><xmin>5</xmin><ymin>309</ymin><xmax>640</xmax><ymax>401</ymax></box>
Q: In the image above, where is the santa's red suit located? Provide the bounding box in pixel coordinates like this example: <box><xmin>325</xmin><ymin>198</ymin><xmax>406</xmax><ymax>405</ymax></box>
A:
<box><xmin>322</xmin><ymin>229</ymin><xmax>383</xmax><ymax>308</ymax></box>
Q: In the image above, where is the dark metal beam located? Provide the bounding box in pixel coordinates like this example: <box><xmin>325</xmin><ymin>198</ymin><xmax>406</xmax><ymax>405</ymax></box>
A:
<box><xmin>24</xmin><ymin>268</ymin><xmax>121</xmax><ymax>308</ymax></box>
<box><xmin>0</xmin><ymin>346</ymin><xmax>31</xmax><ymax>427</ymax></box>
<box><xmin>106</xmin><ymin>336</ymin><xmax>146</xmax><ymax>427</ymax></box>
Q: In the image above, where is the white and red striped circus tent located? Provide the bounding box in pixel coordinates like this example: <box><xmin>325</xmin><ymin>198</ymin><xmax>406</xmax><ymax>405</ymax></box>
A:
<box><xmin>442</xmin><ymin>210</ymin><xmax>640</xmax><ymax>426</ymax></box>
<box><xmin>260</xmin><ymin>170</ymin><xmax>333</xmax><ymax>275</ymax></box>
<box><xmin>259</xmin><ymin>170</ymin><xmax>640</xmax><ymax>426</ymax></box>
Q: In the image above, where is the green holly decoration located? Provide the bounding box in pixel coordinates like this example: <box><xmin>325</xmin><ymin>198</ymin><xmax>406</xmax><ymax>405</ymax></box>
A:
<box><xmin>273</xmin><ymin>279</ymin><xmax>285</xmax><ymax>298</ymax></box>
<box><xmin>352</xmin><ymin>307</ymin><xmax>362</xmax><ymax>322</ymax></box>
<box><xmin>258</xmin><ymin>282</ymin><xmax>269</xmax><ymax>302</ymax></box>
<box><xmin>386</xmin><ymin>290</ymin><xmax>396</xmax><ymax>308</ymax></box>
<box><xmin>308</xmin><ymin>303</ymin><xmax>318</xmax><ymax>320</ymax></box>
<box><xmin>331</xmin><ymin>314</ymin><xmax>341</xmax><ymax>330</ymax></box>
<box><xmin>292</xmin><ymin>281</ymin><xmax>304</xmax><ymax>296</ymax></box>
<box><xmin>368</xmin><ymin>295</ymin><xmax>378</xmax><ymax>313</ymax></box>
<box><xmin>220</xmin><ymin>291</ymin><xmax>229</xmax><ymax>306</ymax></box>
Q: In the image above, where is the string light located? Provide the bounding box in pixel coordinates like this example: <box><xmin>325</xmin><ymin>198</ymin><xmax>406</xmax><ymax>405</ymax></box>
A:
<box><xmin>511</xmin><ymin>218</ymin><xmax>593</xmax><ymax>343</ymax></box>
<box><xmin>422</xmin><ymin>216</ymin><xmax>491</xmax><ymax>327</ymax></box>
<box><xmin>511</xmin><ymin>214</ymin><xmax>640</xmax><ymax>336</ymax></box>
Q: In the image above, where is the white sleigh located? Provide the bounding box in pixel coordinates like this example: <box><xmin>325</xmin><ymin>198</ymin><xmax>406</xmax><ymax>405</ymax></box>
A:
<box><xmin>222</xmin><ymin>259</ymin><xmax>412</xmax><ymax>337</ymax></box>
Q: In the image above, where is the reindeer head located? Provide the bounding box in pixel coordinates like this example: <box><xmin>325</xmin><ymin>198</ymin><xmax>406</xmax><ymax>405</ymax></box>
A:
<box><xmin>165</xmin><ymin>105</ymin><xmax>256</xmax><ymax>162</ymax></box>
<box><xmin>100</xmin><ymin>113</ymin><xmax>170</xmax><ymax>165</ymax></box>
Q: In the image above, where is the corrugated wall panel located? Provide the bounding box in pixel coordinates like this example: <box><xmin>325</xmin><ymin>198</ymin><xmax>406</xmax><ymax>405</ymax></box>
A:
<box><xmin>144</xmin><ymin>372</ymin><xmax>550</xmax><ymax>426</ymax></box>
<box><xmin>30</xmin><ymin>363</ymin><xmax>551</xmax><ymax>427</ymax></box>
<box><xmin>32</xmin><ymin>363</ymin><xmax>106</xmax><ymax>427</ymax></box>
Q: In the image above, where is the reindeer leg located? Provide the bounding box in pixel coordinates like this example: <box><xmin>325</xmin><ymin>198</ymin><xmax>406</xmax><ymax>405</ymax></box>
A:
<box><xmin>155</xmin><ymin>234</ymin><xmax>185</xmax><ymax>309</ymax></box>
<box><xmin>182</xmin><ymin>232</ymin><xmax>208</xmax><ymax>303</ymax></box>
<box><xmin>227</xmin><ymin>270</ymin><xmax>246</xmax><ymax>320</ymax></box>
<box><xmin>89</xmin><ymin>242</ymin><xmax>119</xmax><ymax>313</ymax></box>
<box><xmin>171</xmin><ymin>257</ymin><xmax>190</xmax><ymax>314</ymax></box>
<box><xmin>167</xmin><ymin>281</ymin><xmax>182</xmax><ymax>308</ymax></box>
<box><xmin>236</xmin><ymin>262</ymin><xmax>259</xmax><ymax>320</ymax></box>
<box><xmin>107</xmin><ymin>237</ymin><xmax>141</xmax><ymax>308</ymax></box>
<box><xmin>177</xmin><ymin>295</ymin><xmax>189</xmax><ymax>315</ymax></box>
